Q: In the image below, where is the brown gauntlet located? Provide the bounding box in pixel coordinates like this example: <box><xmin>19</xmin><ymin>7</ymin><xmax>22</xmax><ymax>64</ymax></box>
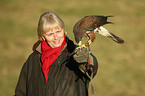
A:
<box><xmin>73</xmin><ymin>47</ymin><xmax>94</xmax><ymax>75</ymax></box>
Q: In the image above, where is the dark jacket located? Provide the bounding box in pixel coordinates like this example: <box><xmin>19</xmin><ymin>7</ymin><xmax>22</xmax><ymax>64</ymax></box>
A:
<box><xmin>15</xmin><ymin>38</ymin><xmax>98</xmax><ymax>96</ymax></box>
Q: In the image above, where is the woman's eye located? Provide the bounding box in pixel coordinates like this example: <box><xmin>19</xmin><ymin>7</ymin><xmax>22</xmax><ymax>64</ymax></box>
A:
<box><xmin>56</xmin><ymin>31</ymin><xmax>61</xmax><ymax>33</ymax></box>
<box><xmin>48</xmin><ymin>33</ymin><xmax>53</xmax><ymax>36</ymax></box>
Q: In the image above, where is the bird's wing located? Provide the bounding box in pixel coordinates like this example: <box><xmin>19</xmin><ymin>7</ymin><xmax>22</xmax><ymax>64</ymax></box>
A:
<box><xmin>79</xmin><ymin>15</ymin><xmax>113</xmax><ymax>31</ymax></box>
<box><xmin>90</xmin><ymin>15</ymin><xmax>113</xmax><ymax>28</ymax></box>
<box><xmin>73</xmin><ymin>18</ymin><xmax>86</xmax><ymax>43</ymax></box>
<box><xmin>95</xmin><ymin>26</ymin><xmax>125</xmax><ymax>44</ymax></box>
<box><xmin>73</xmin><ymin>15</ymin><xmax>113</xmax><ymax>43</ymax></box>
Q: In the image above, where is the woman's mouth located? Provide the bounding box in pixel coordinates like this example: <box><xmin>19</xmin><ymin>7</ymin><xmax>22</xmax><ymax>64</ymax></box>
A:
<box><xmin>53</xmin><ymin>40</ymin><xmax>60</xmax><ymax>44</ymax></box>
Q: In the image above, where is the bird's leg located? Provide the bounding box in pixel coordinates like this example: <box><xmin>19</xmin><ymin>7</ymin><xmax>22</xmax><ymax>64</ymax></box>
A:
<box><xmin>86</xmin><ymin>30</ymin><xmax>95</xmax><ymax>45</ymax></box>
<box><xmin>85</xmin><ymin>31</ymin><xmax>91</xmax><ymax>44</ymax></box>
<box><xmin>88</xmin><ymin>39</ymin><xmax>92</xmax><ymax>45</ymax></box>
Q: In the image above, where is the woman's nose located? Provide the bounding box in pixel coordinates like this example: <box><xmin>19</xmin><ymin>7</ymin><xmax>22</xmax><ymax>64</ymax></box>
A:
<box><xmin>53</xmin><ymin>33</ymin><xmax>58</xmax><ymax>40</ymax></box>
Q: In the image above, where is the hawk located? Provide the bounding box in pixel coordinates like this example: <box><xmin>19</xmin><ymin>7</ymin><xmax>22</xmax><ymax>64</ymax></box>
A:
<box><xmin>72</xmin><ymin>16</ymin><xmax>125</xmax><ymax>93</ymax></box>
<box><xmin>73</xmin><ymin>15</ymin><xmax>125</xmax><ymax>47</ymax></box>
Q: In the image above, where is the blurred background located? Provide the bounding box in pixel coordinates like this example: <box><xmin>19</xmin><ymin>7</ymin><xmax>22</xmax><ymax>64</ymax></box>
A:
<box><xmin>0</xmin><ymin>0</ymin><xmax>145</xmax><ymax>95</ymax></box>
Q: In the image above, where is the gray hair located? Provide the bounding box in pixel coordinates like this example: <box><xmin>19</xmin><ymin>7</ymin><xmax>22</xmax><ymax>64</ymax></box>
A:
<box><xmin>37</xmin><ymin>11</ymin><xmax>64</xmax><ymax>40</ymax></box>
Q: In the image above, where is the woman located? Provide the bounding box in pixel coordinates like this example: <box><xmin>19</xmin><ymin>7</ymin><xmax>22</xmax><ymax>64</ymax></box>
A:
<box><xmin>15</xmin><ymin>11</ymin><xmax>98</xmax><ymax>96</ymax></box>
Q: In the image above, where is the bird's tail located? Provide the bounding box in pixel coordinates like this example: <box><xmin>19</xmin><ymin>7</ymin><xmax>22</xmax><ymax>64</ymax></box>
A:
<box><xmin>105</xmin><ymin>22</ymin><xmax>113</xmax><ymax>25</ymax></box>
<box><xmin>95</xmin><ymin>26</ymin><xmax>125</xmax><ymax>44</ymax></box>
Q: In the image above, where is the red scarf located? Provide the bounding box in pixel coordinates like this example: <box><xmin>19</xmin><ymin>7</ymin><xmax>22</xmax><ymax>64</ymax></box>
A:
<box><xmin>41</xmin><ymin>36</ymin><xmax>66</xmax><ymax>81</ymax></box>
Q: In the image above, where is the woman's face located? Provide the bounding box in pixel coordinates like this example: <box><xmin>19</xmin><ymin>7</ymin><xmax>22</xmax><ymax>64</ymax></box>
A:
<box><xmin>43</xmin><ymin>27</ymin><xmax>65</xmax><ymax>48</ymax></box>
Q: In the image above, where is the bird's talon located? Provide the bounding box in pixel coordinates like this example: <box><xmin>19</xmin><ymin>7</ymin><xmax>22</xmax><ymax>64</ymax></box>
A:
<box><xmin>76</xmin><ymin>44</ymin><xmax>87</xmax><ymax>51</ymax></box>
<box><xmin>76</xmin><ymin>46</ymin><xmax>82</xmax><ymax>50</ymax></box>
<box><xmin>81</xmin><ymin>44</ymin><xmax>87</xmax><ymax>48</ymax></box>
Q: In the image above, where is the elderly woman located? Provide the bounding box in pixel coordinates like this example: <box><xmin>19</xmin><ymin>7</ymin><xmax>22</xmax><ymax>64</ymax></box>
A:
<box><xmin>15</xmin><ymin>11</ymin><xmax>98</xmax><ymax>96</ymax></box>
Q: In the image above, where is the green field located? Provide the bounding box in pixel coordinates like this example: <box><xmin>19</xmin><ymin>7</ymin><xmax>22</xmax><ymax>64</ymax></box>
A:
<box><xmin>0</xmin><ymin>0</ymin><xmax>145</xmax><ymax>96</ymax></box>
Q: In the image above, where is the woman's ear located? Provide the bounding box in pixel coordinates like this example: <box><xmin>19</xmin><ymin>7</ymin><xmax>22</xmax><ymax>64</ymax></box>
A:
<box><xmin>64</xmin><ymin>31</ymin><xmax>67</xmax><ymax>35</ymax></box>
<box><xmin>42</xmin><ymin>36</ymin><xmax>46</xmax><ymax>41</ymax></box>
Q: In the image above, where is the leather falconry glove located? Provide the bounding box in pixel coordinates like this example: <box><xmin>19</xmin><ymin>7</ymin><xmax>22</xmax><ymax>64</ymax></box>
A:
<box><xmin>73</xmin><ymin>47</ymin><xmax>89</xmax><ymax>63</ymax></box>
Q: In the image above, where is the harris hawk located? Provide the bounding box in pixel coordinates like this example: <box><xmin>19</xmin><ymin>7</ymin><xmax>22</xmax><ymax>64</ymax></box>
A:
<box><xmin>73</xmin><ymin>15</ymin><xmax>125</xmax><ymax>48</ymax></box>
<box><xmin>73</xmin><ymin>16</ymin><xmax>125</xmax><ymax>94</ymax></box>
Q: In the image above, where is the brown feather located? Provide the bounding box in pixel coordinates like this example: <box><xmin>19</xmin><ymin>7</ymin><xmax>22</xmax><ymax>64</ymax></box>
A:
<box><xmin>73</xmin><ymin>15</ymin><xmax>112</xmax><ymax>43</ymax></box>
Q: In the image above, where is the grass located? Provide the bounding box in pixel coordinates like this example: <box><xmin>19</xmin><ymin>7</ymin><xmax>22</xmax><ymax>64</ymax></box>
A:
<box><xmin>0</xmin><ymin>0</ymin><xmax>145</xmax><ymax>95</ymax></box>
